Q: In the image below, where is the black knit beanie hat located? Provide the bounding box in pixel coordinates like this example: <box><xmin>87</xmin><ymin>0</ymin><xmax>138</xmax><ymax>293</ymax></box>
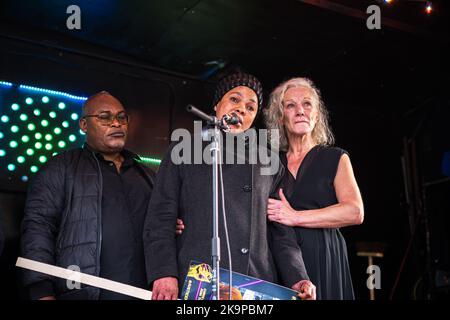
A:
<box><xmin>212</xmin><ymin>72</ymin><xmax>263</xmax><ymax>113</ymax></box>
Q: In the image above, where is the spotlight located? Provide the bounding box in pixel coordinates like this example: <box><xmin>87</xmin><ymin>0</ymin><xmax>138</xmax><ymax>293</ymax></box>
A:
<box><xmin>426</xmin><ymin>1</ymin><xmax>432</xmax><ymax>14</ymax></box>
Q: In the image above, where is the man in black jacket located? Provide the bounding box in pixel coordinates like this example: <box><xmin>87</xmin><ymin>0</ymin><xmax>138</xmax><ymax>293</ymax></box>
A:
<box><xmin>21</xmin><ymin>91</ymin><xmax>155</xmax><ymax>300</ymax></box>
<box><xmin>144</xmin><ymin>73</ymin><xmax>316</xmax><ymax>300</ymax></box>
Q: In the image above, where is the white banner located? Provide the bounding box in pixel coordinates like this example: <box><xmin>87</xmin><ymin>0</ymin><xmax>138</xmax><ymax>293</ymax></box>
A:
<box><xmin>16</xmin><ymin>257</ymin><xmax>152</xmax><ymax>300</ymax></box>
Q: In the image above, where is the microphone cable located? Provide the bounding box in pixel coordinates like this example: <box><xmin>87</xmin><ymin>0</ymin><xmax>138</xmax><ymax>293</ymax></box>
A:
<box><xmin>218</xmin><ymin>145</ymin><xmax>233</xmax><ymax>300</ymax></box>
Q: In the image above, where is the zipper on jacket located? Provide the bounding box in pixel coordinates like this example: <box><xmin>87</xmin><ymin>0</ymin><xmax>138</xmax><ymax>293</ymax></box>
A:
<box><xmin>92</xmin><ymin>152</ymin><xmax>103</xmax><ymax>277</ymax></box>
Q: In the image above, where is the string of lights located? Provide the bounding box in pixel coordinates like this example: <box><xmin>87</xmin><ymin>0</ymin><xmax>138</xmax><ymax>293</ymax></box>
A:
<box><xmin>381</xmin><ymin>0</ymin><xmax>433</xmax><ymax>14</ymax></box>
<box><xmin>0</xmin><ymin>80</ymin><xmax>162</xmax><ymax>184</ymax></box>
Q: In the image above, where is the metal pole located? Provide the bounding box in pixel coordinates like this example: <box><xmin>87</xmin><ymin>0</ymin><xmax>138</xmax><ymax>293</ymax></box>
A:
<box><xmin>186</xmin><ymin>105</ymin><xmax>222</xmax><ymax>300</ymax></box>
<box><xmin>368</xmin><ymin>256</ymin><xmax>375</xmax><ymax>300</ymax></box>
<box><xmin>210</xmin><ymin>123</ymin><xmax>221</xmax><ymax>300</ymax></box>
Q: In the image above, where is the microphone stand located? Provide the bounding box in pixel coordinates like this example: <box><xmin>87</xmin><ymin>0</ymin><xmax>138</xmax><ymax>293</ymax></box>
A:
<box><xmin>186</xmin><ymin>104</ymin><xmax>227</xmax><ymax>300</ymax></box>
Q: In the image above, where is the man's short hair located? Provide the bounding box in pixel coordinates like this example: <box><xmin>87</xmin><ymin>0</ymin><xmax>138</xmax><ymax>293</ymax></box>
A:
<box><xmin>82</xmin><ymin>91</ymin><xmax>112</xmax><ymax>116</ymax></box>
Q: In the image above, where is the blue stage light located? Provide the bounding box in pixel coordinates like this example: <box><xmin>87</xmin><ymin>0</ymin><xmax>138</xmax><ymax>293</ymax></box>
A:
<box><xmin>19</xmin><ymin>84</ymin><xmax>87</xmax><ymax>101</ymax></box>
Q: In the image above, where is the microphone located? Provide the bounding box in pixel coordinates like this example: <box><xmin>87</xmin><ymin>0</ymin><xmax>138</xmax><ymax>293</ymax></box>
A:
<box><xmin>222</xmin><ymin>112</ymin><xmax>240</xmax><ymax>126</ymax></box>
<box><xmin>186</xmin><ymin>105</ymin><xmax>240</xmax><ymax>132</ymax></box>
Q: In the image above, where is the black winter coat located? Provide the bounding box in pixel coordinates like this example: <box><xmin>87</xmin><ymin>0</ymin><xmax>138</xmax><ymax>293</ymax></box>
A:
<box><xmin>144</xmin><ymin>132</ymin><xmax>309</xmax><ymax>293</ymax></box>
<box><xmin>21</xmin><ymin>145</ymin><xmax>155</xmax><ymax>299</ymax></box>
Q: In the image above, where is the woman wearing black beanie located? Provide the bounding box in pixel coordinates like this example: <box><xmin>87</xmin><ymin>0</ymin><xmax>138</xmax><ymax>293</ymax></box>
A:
<box><xmin>144</xmin><ymin>72</ymin><xmax>315</xmax><ymax>300</ymax></box>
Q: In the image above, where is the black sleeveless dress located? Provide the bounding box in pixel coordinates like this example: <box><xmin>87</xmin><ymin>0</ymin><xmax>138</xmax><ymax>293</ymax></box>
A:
<box><xmin>279</xmin><ymin>145</ymin><xmax>355</xmax><ymax>300</ymax></box>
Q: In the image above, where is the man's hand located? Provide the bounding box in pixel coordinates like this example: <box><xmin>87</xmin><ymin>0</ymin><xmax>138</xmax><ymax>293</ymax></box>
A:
<box><xmin>39</xmin><ymin>296</ymin><xmax>56</xmax><ymax>300</ymax></box>
<box><xmin>152</xmin><ymin>277</ymin><xmax>178</xmax><ymax>300</ymax></box>
<box><xmin>176</xmin><ymin>219</ymin><xmax>185</xmax><ymax>235</ymax></box>
<box><xmin>292</xmin><ymin>280</ymin><xmax>316</xmax><ymax>300</ymax></box>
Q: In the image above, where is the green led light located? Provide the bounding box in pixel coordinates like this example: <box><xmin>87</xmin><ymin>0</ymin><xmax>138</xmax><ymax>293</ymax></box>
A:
<box><xmin>52</xmin><ymin>152</ymin><xmax>58</xmax><ymax>156</ymax></box>
<box><xmin>27</xmin><ymin>123</ymin><xmax>36</xmax><ymax>131</ymax></box>
<box><xmin>1</xmin><ymin>115</ymin><xmax>9</xmax><ymax>123</ymax></box>
<box><xmin>33</xmin><ymin>109</ymin><xmax>41</xmax><ymax>116</ymax></box>
<box><xmin>11</xmin><ymin>125</ymin><xmax>19</xmax><ymax>133</ymax></box>
<box><xmin>45</xmin><ymin>134</ymin><xmax>53</xmax><ymax>141</ymax></box>
<box><xmin>17</xmin><ymin>156</ymin><xmax>25</xmax><ymax>163</ymax></box>
<box><xmin>30</xmin><ymin>166</ymin><xmax>38</xmax><ymax>173</ymax></box>
<box><xmin>0</xmin><ymin>149</ymin><xmax>5</xmax><ymax>157</ymax></box>
<box><xmin>35</xmin><ymin>132</ymin><xmax>42</xmax><ymax>140</ymax></box>
<box><xmin>62</xmin><ymin>121</ymin><xmax>69</xmax><ymax>128</ymax></box>
<box><xmin>0</xmin><ymin>132</ymin><xmax>3</xmax><ymax>139</ymax></box>
<box><xmin>49</xmin><ymin>111</ymin><xmax>57</xmax><ymax>118</ymax></box>
<box><xmin>138</xmin><ymin>156</ymin><xmax>162</xmax><ymax>165</ymax></box>
<box><xmin>71</xmin><ymin>113</ymin><xmax>79</xmax><ymax>121</ymax></box>
<box><xmin>35</xmin><ymin>142</ymin><xmax>42</xmax><ymax>149</ymax></box>
<box><xmin>54</xmin><ymin>127</ymin><xmax>62</xmax><ymax>135</ymax></box>
<box><xmin>42</xmin><ymin>96</ymin><xmax>49</xmax><ymax>103</ymax></box>
<box><xmin>10</xmin><ymin>140</ymin><xmax>18</xmax><ymax>148</ymax></box>
<box><xmin>69</xmin><ymin>134</ymin><xmax>76</xmax><ymax>142</ymax></box>
<box><xmin>41</xmin><ymin>119</ymin><xmax>49</xmax><ymax>127</ymax></box>
<box><xmin>21</xmin><ymin>135</ymin><xmax>30</xmax><ymax>143</ymax></box>
<box><xmin>25</xmin><ymin>97</ymin><xmax>33</xmax><ymax>105</ymax></box>
<box><xmin>39</xmin><ymin>155</ymin><xmax>47</xmax><ymax>163</ymax></box>
<box><xmin>7</xmin><ymin>164</ymin><xmax>16</xmax><ymax>171</ymax></box>
<box><xmin>58</xmin><ymin>102</ymin><xmax>66</xmax><ymax>110</ymax></box>
<box><xmin>11</xmin><ymin>103</ymin><xmax>20</xmax><ymax>111</ymax></box>
<box><xmin>20</xmin><ymin>114</ymin><xmax>28</xmax><ymax>121</ymax></box>
<box><xmin>58</xmin><ymin>141</ymin><xmax>66</xmax><ymax>148</ymax></box>
<box><xmin>45</xmin><ymin>143</ymin><xmax>53</xmax><ymax>150</ymax></box>
<box><xmin>26</xmin><ymin>148</ymin><xmax>34</xmax><ymax>156</ymax></box>
<box><xmin>79</xmin><ymin>129</ymin><xmax>85</xmax><ymax>135</ymax></box>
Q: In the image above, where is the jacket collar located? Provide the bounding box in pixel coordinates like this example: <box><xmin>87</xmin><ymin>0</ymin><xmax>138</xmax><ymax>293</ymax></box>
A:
<box><xmin>82</xmin><ymin>142</ymin><xmax>139</xmax><ymax>162</ymax></box>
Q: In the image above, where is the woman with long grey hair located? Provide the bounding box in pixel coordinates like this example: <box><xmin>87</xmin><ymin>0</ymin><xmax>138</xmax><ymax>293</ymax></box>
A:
<box><xmin>264</xmin><ymin>77</ymin><xmax>364</xmax><ymax>299</ymax></box>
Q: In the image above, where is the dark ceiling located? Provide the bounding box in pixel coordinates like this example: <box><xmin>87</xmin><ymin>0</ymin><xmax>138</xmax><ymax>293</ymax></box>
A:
<box><xmin>1</xmin><ymin>0</ymin><xmax>449</xmax><ymax>114</ymax></box>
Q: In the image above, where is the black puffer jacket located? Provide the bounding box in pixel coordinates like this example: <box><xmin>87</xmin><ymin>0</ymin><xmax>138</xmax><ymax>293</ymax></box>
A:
<box><xmin>20</xmin><ymin>145</ymin><xmax>155</xmax><ymax>299</ymax></box>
